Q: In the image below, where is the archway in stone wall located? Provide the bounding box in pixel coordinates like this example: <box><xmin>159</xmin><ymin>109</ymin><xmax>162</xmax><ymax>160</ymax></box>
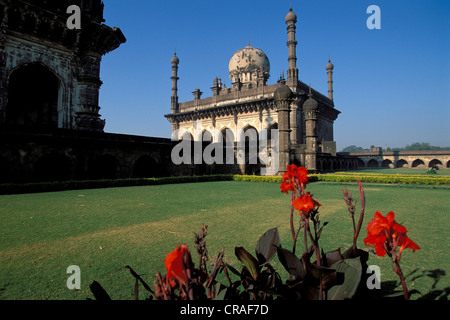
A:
<box><xmin>0</xmin><ymin>156</ymin><xmax>11</xmax><ymax>183</ymax></box>
<box><xmin>6</xmin><ymin>63</ymin><xmax>61</xmax><ymax>129</ymax></box>
<box><xmin>357</xmin><ymin>159</ymin><xmax>365</xmax><ymax>168</ymax></box>
<box><xmin>33</xmin><ymin>153</ymin><xmax>71</xmax><ymax>182</ymax></box>
<box><xmin>216</xmin><ymin>128</ymin><xmax>236</xmax><ymax>173</ymax></box>
<box><xmin>447</xmin><ymin>160</ymin><xmax>450</xmax><ymax>168</ymax></box>
<box><xmin>89</xmin><ymin>155</ymin><xmax>119</xmax><ymax>179</ymax></box>
<box><xmin>367</xmin><ymin>159</ymin><xmax>379</xmax><ymax>168</ymax></box>
<box><xmin>133</xmin><ymin>155</ymin><xmax>164</xmax><ymax>178</ymax></box>
<box><xmin>381</xmin><ymin>159</ymin><xmax>394</xmax><ymax>168</ymax></box>
<box><xmin>396</xmin><ymin>159</ymin><xmax>408</xmax><ymax>168</ymax></box>
<box><xmin>428</xmin><ymin>159</ymin><xmax>443</xmax><ymax>168</ymax></box>
<box><xmin>411</xmin><ymin>159</ymin><xmax>425</xmax><ymax>168</ymax></box>
<box><xmin>317</xmin><ymin>159</ymin><xmax>323</xmax><ymax>172</ymax></box>
<box><xmin>241</xmin><ymin>126</ymin><xmax>259</xmax><ymax>175</ymax></box>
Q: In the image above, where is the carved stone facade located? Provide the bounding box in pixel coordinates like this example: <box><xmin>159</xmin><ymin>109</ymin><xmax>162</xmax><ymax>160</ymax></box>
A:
<box><xmin>0</xmin><ymin>0</ymin><xmax>126</xmax><ymax>132</ymax></box>
<box><xmin>0</xmin><ymin>0</ymin><xmax>177</xmax><ymax>183</ymax></box>
<box><xmin>165</xmin><ymin>7</ymin><xmax>352</xmax><ymax>174</ymax></box>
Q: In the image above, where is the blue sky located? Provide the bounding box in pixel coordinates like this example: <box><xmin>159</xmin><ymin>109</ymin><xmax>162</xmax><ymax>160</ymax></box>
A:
<box><xmin>99</xmin><ymin>0</ymin><xmax>449</xmax><ymax>151</ymax></box>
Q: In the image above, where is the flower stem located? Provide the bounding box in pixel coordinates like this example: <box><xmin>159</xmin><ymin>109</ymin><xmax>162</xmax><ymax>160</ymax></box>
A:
<box><xmin>393</xmin><ymin>259</ymin><xmax>409</xmax><ymax>300</ymax></box>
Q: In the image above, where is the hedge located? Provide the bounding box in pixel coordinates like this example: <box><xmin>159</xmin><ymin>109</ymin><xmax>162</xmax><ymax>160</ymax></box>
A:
<box><xmin>0</xmin><ymin>175</ymin><xmax>234</xmax><ymax>195</ymax></box>
<box><xmin>1</xmin><ymin>172</ymin><xmax>448</xmax><ymax>195</ymax></box>
<box><xmin>310</xmin><ymin>174</ymin><xmax>450</xmax><ymax>186</ymax></box>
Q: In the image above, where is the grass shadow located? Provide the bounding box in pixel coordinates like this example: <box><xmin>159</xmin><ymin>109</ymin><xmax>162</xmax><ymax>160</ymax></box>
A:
<box><xmin>373</xmin><ymin>268</ymin><xmax>449</xmax><ymax>300</ymax></box>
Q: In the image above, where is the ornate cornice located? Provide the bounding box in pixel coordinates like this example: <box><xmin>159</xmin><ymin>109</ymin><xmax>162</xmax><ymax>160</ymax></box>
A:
<box><xmin>165</xmin><ymin>98</ymin><xmax>276</xmax><ymax>123</ymax></box>
<box><xmin>1</xmin><ymin>0</ymin><xmax>125</xmax><ymax>55</ymax></box>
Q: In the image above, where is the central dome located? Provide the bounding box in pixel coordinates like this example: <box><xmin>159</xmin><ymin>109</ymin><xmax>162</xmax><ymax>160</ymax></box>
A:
<box><xmin>229</xmin><ymin>45</ymin><xmax>270</xmax><ymax>86</ymax></box>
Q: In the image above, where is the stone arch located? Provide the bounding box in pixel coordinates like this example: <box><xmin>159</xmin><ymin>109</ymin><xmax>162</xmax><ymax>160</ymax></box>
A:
<box><xmin>381</xmin><ymin>159</ymin><xmax>394</xmax><ymax>168</ymax></box>
<box><xmin>202</xmin><ymin>129</ymin><xmax>213</xmax><ymax>143</ymax></box>
<box><xmin>317</xmin><ymin>159</ymin><xmax>323</xmax><ymax>172</ymax></box>
<box><xmin>181</xmin><ymin>131</ymin><xmax>194</xmax><ymax>141</ymax></box>
<box><xmin>428</xmin><ymin>159</ymin><xmax>443</xmax><ymax>168</ymax></box>
<box><xmin>411</xmin><ymin>159</ymin><xmax>425</xmax><ymax>168</ymax></box>
<box><xmin>367</xmin><ymin>159</ymin><xmax>379</xmax><ymax>168</ymax></box>
<box><xmin>266</xmin><ymin>122</ymin><xmax>278</xmax><ymax>148</ymax></box>
<box><xmin>6</xmin><ymin>62</ymin><xmax>63</xmax><ymax>129</ymax></box>
<box><xmin>240</xmin><ymin>125</ymin><xmax>259</xmax><ymax>156</ymax></box>
<box><xmin>219</xmin><ymin>127</ymin><xmax>235</xmax><ymax>165</ymax></box>
<box><xmin>89</xmin><ymin>154</ymin><xmax>119</xmax><ymax>179</ymax></box>
<box><xmin>240</xmin><ymin>125</ymin><xmax>259</xmax><ymax>174</ymax></box>
<box><xmin>133</xmin><ymin>155</ymin><xmax>164</xmax><ymax>178</ymax></box>
<box><xmin>322</xmin><ymin>159</ymin><xmax>329</xmax><ymax>171</ymax></box>
<box><xmin>33</xmin><ymin>153</ymin><xmax>71</xmax><ymax>182</ymax></box>
<box><xmin>0</xmin><ymin>156</ymin><xmax>11</xmax><ymax>183</ymax></box>
<box><xmin>395</xmin><ymin>159</ymin><xmax>408</xmax><ymax>168</ymax></box>
<box><xmin>446</xmin><ymin>160</ymin><xmax>450</xmax><ymax>168</ymax></box>
<box><xmin>357</xmin><ymin>159</ymin><xmax>365</xmax><ymax>168</ymax></box>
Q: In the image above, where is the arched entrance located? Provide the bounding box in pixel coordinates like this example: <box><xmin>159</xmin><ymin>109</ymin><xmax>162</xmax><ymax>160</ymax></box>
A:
<box><xmin>381</xmin><ymin>159</ymin><xmax>394</xmax><ymax>168</ymax></box>
<box><xmin>396</xmin><ymin>159</ymin><xmax>408</xmax><ymax>168</ymax></box>
<box><xmin>33</xmin><ymin>153</ymin><xmax>71</xmax><ymax>182</ymax></box>
<box><xmin>411</xmin><ymin>159</ymin><xmax>425</xmax><ymax>168</ymax></box>
<box><xmin>89</xmin><ymin>155</ymin><xmax>119</xmax><ymax>180</ymax></box>
<box><xmin>367</xmin><ymin>159</ymin><xmax>379</xmax><ymax>168</ymax></box>
<box><xmin>133</xmin><ymin>155</ymin><xmax>164</xmax><ymax>178</ymax></box>
<box><xmin>6</xmin><ymin>63</ymin><xmax>61</xmax><ymax>129</ymax></box>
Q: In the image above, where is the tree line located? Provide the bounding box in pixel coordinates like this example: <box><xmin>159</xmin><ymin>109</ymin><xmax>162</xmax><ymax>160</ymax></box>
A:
<box><xmin>341</xmin><ymin>142</ymin><xmax>450</xmax><ymax>153</ymax></box>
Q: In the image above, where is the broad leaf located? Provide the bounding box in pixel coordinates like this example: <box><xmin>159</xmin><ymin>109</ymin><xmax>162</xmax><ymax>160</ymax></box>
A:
<box><xmin>277</xmin><ymin>247</ymin><xmax>306</xmax><ymax>279</ymax></box>
<box><xmin>327</xmin><ymin>257</ymin><xmax>362</xmax><ymax>300</ymax></box>
<box><xmin>323</xmin><ymin>248</ymin><xmax>344</xmax><ymax>267</ymax></box>
<box><xmin>255</xmin><ymin>228</ymin><xmax>280</xmax><ymax>265</ymax></box>
<box><xmin>89</xmin><ymin>281</ymin><xmax>112</xmax><ymax>301</ymax></box>
<box><xmin>342</xmin><ymin>247</ymin><xmax>369</xmax><ymax>264</ymax></box>
<box><xmin>307</xmin><ymin>263</ymin><xmax>337</xmax><ymax>285</ymax></box>
<box><xmin>235</xmin><ymin>247</ymin><xmax>260</xmax><ymax>280</ymax></box>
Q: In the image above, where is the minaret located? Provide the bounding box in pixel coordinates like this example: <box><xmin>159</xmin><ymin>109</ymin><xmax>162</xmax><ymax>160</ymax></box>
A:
<box><xmin>171</xmin><ymin>52</ymin><xmax>180</xmax><ymax>113</ymax></box>
<box><xmin>285</xmin><ymin>7</ymin><xmax>299</xmax><ymax>88</ymax></box>
<box><xmin>326</xmin><ymin>59</ymin><xmax>334</xmax><ymax>102</ymax></box>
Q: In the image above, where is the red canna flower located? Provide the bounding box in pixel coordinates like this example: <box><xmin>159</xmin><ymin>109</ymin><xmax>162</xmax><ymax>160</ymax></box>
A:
<box><xmin>164</xmin><ymin>244</ymin><xmax>190</xmax><ymax>287</ymax></box>
<box><xmin>292</xmin><ymin>192</ymin><xmax>321</xmax><ymax>216</ymax></box>
<box><xmin>280</xmin><ymin>164</ymin><xmax>309</xmax><ymax>194</ymax></box>
<box><xmin>297</xmin><ymin>166</ymin><xmax>308</xmax><ymax>184</ymax></box>
<box><xmin>280</xmin><ymin>181</ymin><xmax>295</xmax><ymax>194</ymax></box>
<box><xmin>364</xmin><ymin>211</ymin><xmax>420</xmax><ymax>258</ymax></box>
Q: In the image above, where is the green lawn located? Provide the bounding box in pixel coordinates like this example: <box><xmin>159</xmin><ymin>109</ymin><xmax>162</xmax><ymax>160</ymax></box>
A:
<box><xmin>0</xmin><ymin>181</ymin><xmax>449</xmax><ymax>300</ymax></box>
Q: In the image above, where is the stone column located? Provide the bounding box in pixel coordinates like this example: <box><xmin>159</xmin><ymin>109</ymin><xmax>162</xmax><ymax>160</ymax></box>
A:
<box><xmin>74</xmin><ymin>54</ymin><xmax>105</xmax><ymax>132</ymax></box>
<box><xmin>274</xmin><ymin>81</ymin><xmax>293</xmax><ymax>175</ymax></box>
<box><xmin>289</xmin><ymin>98</ymin><xmax>299</xmax><ymax>145</ymax></box>
<box><xmin>303</xmin><ymin>94</ymin><xmax>319</xmax><ymax>172</ymax></box>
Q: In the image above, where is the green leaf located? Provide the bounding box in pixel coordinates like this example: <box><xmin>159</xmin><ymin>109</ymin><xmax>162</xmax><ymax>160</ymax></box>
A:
<box><xmin>327</xmin><ymin>257</ymin><xmax>362</xmax><ymax>300</ymax></box>
<box><xmin>255</xmin><ymin>228</ymin><xmax>280</xmax><ymax>265</ymax></box>
<box><xmin>307</xmin><ymin>263</ymin><xmax>337</xmax><ymax>286</ymax></box>
<box><xmin>323</xmin><ymin>248</ymin><xmax>344</xmax><ymax>267</ymax></box>
<box><xmin>235</xmin><ymin>247</ymin><xmax>260</xmax><ymax>280</ymax></box>
<box><xmin>213</xmin><ymin>283</ymin><xmax>228</xmax><ymax>300</ymax></box>
<box><xmin>277</xmin><ymin>247</ymin><xmax>306</xmax><ymax>279</ymax></box>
